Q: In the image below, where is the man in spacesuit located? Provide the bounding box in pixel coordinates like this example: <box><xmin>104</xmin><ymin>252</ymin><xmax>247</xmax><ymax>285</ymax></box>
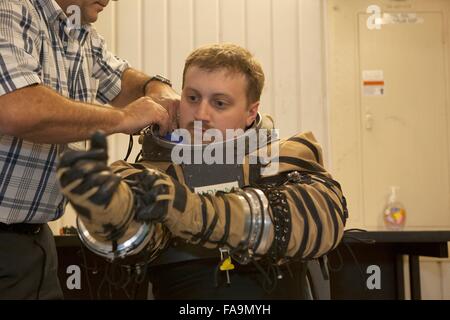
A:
<box><xmin>57</xmin><ymin>43</ymin><xmax>348</xmax><ymax>299</ymax></box>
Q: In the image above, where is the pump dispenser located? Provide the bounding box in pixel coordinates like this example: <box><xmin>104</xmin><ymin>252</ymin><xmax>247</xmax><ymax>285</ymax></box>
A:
<box><xmin>383</xmin><ymin>186</ymin><xmax>406</xmax><ymax>230</ymax></box>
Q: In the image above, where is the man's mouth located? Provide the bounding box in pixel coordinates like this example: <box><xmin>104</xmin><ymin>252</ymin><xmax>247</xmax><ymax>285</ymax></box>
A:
<box><xmin>189</xmin><ymin>123</ymin><xmax>209</xmax><ymax>132</ymax></box>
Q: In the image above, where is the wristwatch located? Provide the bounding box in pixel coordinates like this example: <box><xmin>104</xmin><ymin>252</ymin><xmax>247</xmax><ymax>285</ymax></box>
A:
<box><xmin>148</xmin><ymin>75</ymin><xmax>172</xmax><ymax>87</ymax></box>
<box><xmin>143</xmin><ymin>75</ymin><xmax>172</xmax><ymax>95</ymax></box>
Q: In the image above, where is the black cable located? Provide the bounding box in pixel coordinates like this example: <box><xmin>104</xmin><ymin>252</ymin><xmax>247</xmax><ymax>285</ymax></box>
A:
<box><xmin>106</xmin><ymin>260</ymin><xmax>130</xmax><ymax>297</ymax></box>
<box><xmin>214</xmin><ymin>262</ymin><xmax>222</xmax><ymax>288</ymax></box>
<box><xmin>119</xmin><ymin>266</ymin><xmax>132</xmax><ymax>290</ymax></box>
<box><xmin>121</xmin><ymin>269</ymin><xmax>134</xmax><ymax>300</ymax></box>
<box><xmin>104</xmin><ymin>242</ymin><xmax>157</xmax><ymax>299</ymax></box>
<box><xmin>327</xmin><ymin>229</ymin><xmax>374</xmax><ymax>273</ymax></box>
<box><xmin>97</xmin><ymin>262</ymin><xmax>109</xmax><ymax>299</ymax></box>
<box><xmin>345</xmin><ymin>228</ymin><xmax>367</xmax><ymax>232</ymax></box>
<box><xmin>285</xmin><ymin>262</ymin><xmax>294</xmax><ymax>279</ymax></box>
<box><xmin>326</xmin><ymin>228</ymin><xmax>375</xmax><ymax>294</ymax></box>
<box><xmin>135</xmin><ymin>150</ymin><xmax>142</xmax><ymax>163</ymax></box>
<box><xmin>343</xmin><ymin>242</ymin><xmax>371</xmax><ymax>293</ymax></box>
<box><xmin>108</xmin><ymin>281</ymin><xmax>112</xmax><ymax>299</ymax></box>
<box><xmin>108</xmin><ymin>260</ymin><xmax>122</xmax><ymax>286</ymax></box>
<box><xmin>343</xmin><ymin>228</ymin><xmax>376</xmax><ymax>244</ymax></box>
<box><xmin>327</xmin><ymin>247</ymin><xmax>344</xmax><ymax>272</ymax></box>
<box><xmin>251</xmin><ymin>259</ymin><xmax>277</xmax><ymax>293</ymax></box>
<box><xmin>124</xmin><ymin>134</ymin><xmax>133</xmax><ymax>161</ymax></box>
<box><xmin>78</xmin><ymin>244</ymin><xmax>94</xmax><ymax>300</ymax></box>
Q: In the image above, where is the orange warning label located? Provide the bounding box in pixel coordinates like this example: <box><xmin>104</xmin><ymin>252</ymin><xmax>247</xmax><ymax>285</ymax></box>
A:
<box><xmin>363</xmin><ymin>81</ymin><xmax>385</xmax><ymax>86</ymax></box>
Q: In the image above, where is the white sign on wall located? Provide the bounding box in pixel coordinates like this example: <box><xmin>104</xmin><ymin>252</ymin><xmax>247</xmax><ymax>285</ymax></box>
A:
<box><xmin>362</xmin><ymin>70</ymin><xmax>385</xmax><ymax>96</ymax></box>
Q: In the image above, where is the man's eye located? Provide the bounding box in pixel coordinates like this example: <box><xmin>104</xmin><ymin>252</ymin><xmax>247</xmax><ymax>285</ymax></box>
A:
<box><xmin>214</xmin><ymin>100</ymin><xmax>227</xmax><ymax>109</ymax></box>
<box><xmin>188</xmin><ymin>95</ymin><xmax>199</xmax><ymax>103</ymax></box>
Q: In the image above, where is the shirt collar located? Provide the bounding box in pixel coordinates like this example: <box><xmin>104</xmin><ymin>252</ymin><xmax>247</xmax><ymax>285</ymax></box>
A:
<box><xmin>36</xmin><ymin>0</ymin><xmax>92</xmax><ymax>41</ymax></box>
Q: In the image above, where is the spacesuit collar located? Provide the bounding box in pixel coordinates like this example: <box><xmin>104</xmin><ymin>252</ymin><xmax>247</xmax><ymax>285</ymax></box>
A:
<box><xmin>141</xmin><ymin>112</ymin><xmax>276</xmax><ymax>162</ymax></box>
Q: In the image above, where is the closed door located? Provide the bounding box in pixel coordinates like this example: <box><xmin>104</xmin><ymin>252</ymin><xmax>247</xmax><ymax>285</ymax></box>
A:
<box><xmin>359</xmin><ymin>11</ymin><xmax>449</xmax><ymax>227</ymax></box>
<box><xmin>328</xmin><ymin>0</ymin><xmax>450</xmax><ymax>228</ymax></box>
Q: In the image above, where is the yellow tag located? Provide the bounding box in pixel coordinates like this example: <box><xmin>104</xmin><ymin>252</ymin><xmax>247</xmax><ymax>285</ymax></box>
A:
<box><xmin>220</xmin><ymin>257</ymin><xmax>235</xmax><ymax>271</ymax></box>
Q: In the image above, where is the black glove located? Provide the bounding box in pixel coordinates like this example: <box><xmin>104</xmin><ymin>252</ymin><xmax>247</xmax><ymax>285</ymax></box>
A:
<box><xmin>126</xmin><ymin>169</ymin><xmax>170</xmax><ymax>223</ymax></box>
<box><xmin>57</xmin><ymin>131</ymin><xmax>121</xmax><ymax>218</ymax></box>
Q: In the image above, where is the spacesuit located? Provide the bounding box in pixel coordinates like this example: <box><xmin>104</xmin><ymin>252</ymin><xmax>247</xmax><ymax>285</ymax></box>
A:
<box><xmin>57</xmin><ymin>113</ymin><xmax>348</xmax><ymax>299</ymax></box>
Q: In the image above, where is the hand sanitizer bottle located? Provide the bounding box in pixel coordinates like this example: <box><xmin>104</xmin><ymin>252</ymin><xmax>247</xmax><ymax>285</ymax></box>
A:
<box><xmin>383</xmin><ymin>186</ymin><xmax>406</xmax><ymax>230</ymax></box>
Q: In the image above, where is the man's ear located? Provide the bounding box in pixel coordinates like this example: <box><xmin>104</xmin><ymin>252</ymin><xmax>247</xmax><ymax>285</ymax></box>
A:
<box><xmin>246</xmin><ymin>101</ymin><xmax>260</xmax><ymax>127</ymax></box>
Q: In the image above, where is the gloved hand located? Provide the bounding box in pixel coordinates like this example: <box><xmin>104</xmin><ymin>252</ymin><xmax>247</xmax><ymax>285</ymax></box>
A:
<box><xmin>57</xmin><ymin>130</ymin><xmax>175</xmax><ymax>238</ymax></box>
<box><xmin>57</xmin><ymin>131</ymin><xmax>121</xmax><ymax>217</ymax></box>
<box><xmin>123</xmin><ymin>166</ymin><xmax>172</xmax><ymax>223</ymax></box>
<box><xmin>57</xmin><ymin>131</ymin><xmax>135</xmax><ymax>241</ymax></box>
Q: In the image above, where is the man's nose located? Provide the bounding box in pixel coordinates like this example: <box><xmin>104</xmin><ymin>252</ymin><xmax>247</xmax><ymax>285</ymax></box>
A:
<box><xmin>194</xmin><ymin>101</ymin><xmax>211</xmax><ymax>122</ymax></box>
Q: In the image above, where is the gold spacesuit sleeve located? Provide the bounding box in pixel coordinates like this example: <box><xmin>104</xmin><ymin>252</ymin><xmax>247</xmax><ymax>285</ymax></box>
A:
<box><xmin>267</xmin><ymin>132</ymin><xmax>346</xmax><ymax>259</ymax></box>
<box><xmin>156</xmin><ymin>131</ymin><xmax>347</xmax><ymax>261</ymax></box>
<box><xmin>107</xmin><ymin>160</ymin><xmax>253</xmax><ymax>252</ymax></box>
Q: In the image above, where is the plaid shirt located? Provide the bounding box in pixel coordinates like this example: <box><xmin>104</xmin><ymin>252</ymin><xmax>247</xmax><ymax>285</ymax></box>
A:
<box><xmin>0</xmin><ymin>0</ymin><xmax>129</xmax><ymax>224</ymax></box>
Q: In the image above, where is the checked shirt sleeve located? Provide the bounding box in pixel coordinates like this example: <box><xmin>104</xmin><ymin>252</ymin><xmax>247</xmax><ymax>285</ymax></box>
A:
<box><xmin>90</xmin><ymin>27</ymin><xmax>130</xmax><ymax>104</ymax></box>
<box><xmin>0</xmin><ymin>1</ymin><xmax>42</xmax><ymax>97</ymax></box>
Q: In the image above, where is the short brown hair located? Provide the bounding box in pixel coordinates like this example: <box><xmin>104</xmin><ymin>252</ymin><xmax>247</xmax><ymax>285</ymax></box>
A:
<box><xmin>182</xmin><ymin>43</ymin><xmax>265</xmax><ymax>104</ymax></box>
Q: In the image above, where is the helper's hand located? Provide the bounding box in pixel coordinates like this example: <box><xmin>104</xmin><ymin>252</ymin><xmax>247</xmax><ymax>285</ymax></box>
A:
<box><xmin>118</xmin><ymin>96</ymin><xmax>171</xmax><ymax>136</ymax></box>
<box><xmin>57</xmin><ymin>131</ymin><xmax>120</xmax><ymax>218</ymax></box>
<box><xmin>144</xmin><ymin>81</ymin><xmax>180</xmax><ymax>131</ymax></box>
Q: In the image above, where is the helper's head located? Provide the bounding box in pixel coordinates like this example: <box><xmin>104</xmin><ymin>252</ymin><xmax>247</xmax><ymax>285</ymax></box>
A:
<box><xmin>56</xmin><ymin>0</ymin><xmax>111</xmax><ymax>25</ymax></box>
<box><xmin>180</xmin><ymin>43</ymin><xmax>265</xmax><ymax>139</ymax></box>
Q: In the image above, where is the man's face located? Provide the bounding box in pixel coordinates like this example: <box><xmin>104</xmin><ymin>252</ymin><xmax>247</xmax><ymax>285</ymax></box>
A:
<box><xmin>57</xmin><ymin>0</ymin><xmax>110</xmax><ymax>24</ymax></box>
<box><xmin>179</xmin><ymin>66</ymin><xmax>259</xmax><ymax>143</ymax></box>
